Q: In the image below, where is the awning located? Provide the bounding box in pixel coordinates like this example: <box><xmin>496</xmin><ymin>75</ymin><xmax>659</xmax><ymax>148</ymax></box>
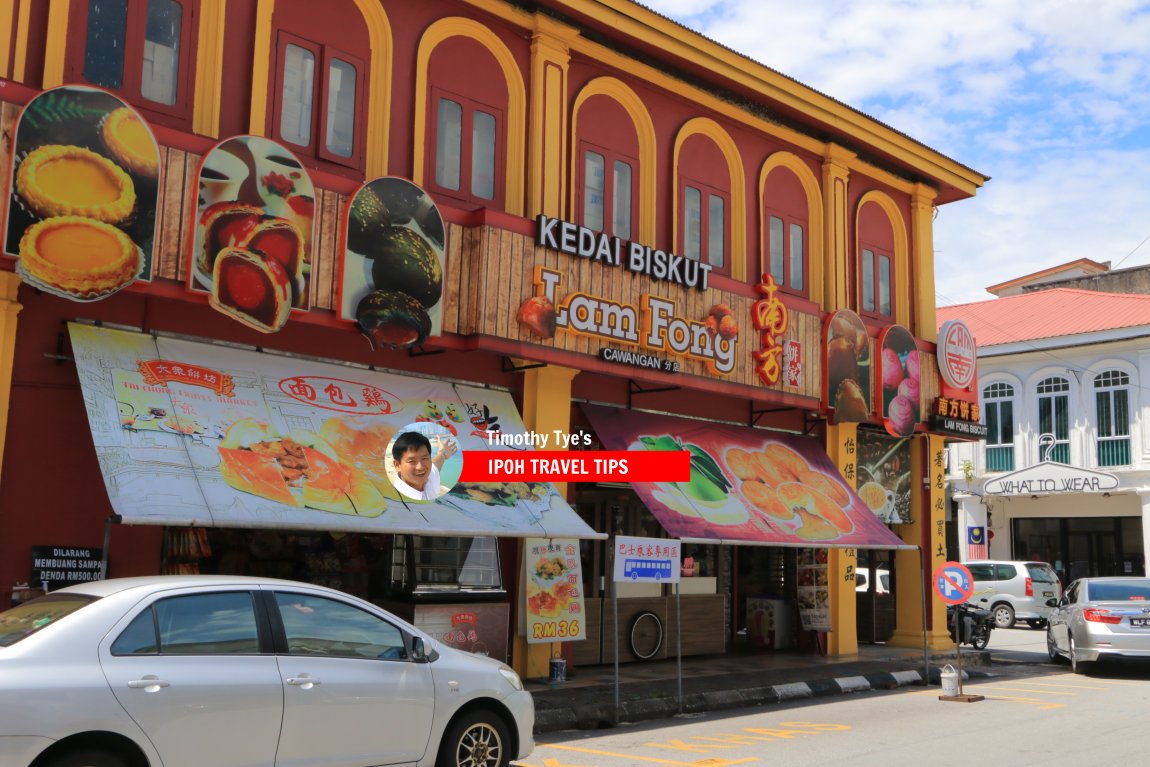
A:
<box><xmin>69</xmin><ymin>323</ymin><xmax>602</xmax><ymax>539</ymax></box>
<box><xmin>582</xmin><ymin>404</ymin><xmax>913</xmax><ymax>550</ymax></box>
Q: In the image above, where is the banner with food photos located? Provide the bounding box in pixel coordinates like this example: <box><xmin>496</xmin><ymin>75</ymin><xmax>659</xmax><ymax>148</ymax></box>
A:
<box><xmin>4</xmin><ymin>85</ymin><xmax>160</xmax><ymax>300</ymax></box>
<box><xmin>524</xmin><ymin>538</ymin><xmax>586</xmax><ymax>644</ymax></box>
<box><xmin>339</xmin><ymin>177</ymin><xmax>445</xmax><ymax>349</ymax></box>
<box><xmin>68</xmin><ymin>323</ymin><xmax>600</xmax><ymax>539</ymax></box>
<box><xmin>796</xmin><ymin>548</ymin><xmax>832</xmax><ymax>631</ymax></box>
<box><xmin>188</xmin><ymin>136</ymin><xmax>316</xmax><ymax>333</ymax></box>
<box><xmin>583</xmin><ymin>404</ymin><xmax>910</xmax><ymax>550</ymax></box>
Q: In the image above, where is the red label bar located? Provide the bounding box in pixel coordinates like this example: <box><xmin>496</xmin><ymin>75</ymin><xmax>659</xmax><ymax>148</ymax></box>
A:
<box><xmin>457</xmin><ymin>450</ymin><xmax>691</xmax><ymax>483</ymax></box>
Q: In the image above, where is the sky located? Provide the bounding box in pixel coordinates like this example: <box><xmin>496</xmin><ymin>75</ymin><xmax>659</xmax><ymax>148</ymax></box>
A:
<box><xmin>639</xmin><ymin>0</ymin><xmax>1150</xmax><ymax>307</ymax></box>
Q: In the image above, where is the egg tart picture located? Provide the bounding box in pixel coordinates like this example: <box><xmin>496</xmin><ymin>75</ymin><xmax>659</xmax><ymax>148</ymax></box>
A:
<box><xmin>18</xmin><ymin>216</ymin><xmax>140</xmax><ymax>297</ymax></box>
<box><xmin>101</xmin><ymin>107</ymin><xmax>159</xmax><ymax>179</ymax></box>
<box><xmin>16</xmin><ymin>144</ymin><xmax>136</xmax><ymax>224</ymax></box>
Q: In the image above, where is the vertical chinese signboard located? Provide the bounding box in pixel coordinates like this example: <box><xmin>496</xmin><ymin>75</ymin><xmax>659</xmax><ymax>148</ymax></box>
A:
<box><xmin>525</xmin><ymin>538</ymin><xmax>586</xmax><ymax>644</ymax></box>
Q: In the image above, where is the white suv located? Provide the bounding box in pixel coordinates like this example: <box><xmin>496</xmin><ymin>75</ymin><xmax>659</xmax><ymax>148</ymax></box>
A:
<box><xmin>966</xmin><ymin>560</ymin><xmax>1062</xmax><ymax>629</ymax></box>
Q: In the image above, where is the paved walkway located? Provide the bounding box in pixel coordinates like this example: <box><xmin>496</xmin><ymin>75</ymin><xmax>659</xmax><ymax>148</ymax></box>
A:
<box><xmin>526</xmin><ymin>644</ymin><xmax>992</xmax><ymax>733</ymax></box>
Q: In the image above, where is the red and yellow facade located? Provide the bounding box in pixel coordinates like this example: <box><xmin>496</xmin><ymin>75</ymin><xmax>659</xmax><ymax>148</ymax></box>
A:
<box><xmin>0</xmin><ymin>0</ymin><xmax>985</xmax><ymax>669</ymax></box>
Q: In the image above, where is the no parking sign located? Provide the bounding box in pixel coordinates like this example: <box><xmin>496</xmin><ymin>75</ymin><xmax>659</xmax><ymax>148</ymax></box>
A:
<box><xmin>933</xmin><ymin>562</ymin><xmax>974</xmax><ymax>605</ymax></box>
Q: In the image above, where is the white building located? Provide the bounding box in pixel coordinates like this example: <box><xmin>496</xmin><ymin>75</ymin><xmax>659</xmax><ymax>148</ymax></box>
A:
<box><xmin>941</xmin><ymin>273</ymin><xmax>1150</xmax><ymax>583</ymax></box>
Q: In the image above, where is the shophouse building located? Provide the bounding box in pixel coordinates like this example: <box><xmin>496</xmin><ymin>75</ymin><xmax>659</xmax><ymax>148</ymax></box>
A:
<box><xmin>0</xmin><ymin>0</ymin><xmax>986</xmax><ymax>677</ymax></box>
<box><xmin>944</xmin><ymin>263</ymin><xmax>1150</xmax><ymax>583</ymax></box>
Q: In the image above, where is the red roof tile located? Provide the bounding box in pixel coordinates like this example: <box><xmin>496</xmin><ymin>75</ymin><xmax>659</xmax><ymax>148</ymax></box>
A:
<box><xmin>937</xmin><ymin>288</ymin><xmax>1150</xmax><ymax>347</ymax></box>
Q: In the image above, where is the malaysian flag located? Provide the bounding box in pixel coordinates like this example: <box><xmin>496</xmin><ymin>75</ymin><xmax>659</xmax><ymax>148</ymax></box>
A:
<box><xmin>967</xmin><ymin>526</ymin><xmax>988</xmax><ymax>559</ymax></box>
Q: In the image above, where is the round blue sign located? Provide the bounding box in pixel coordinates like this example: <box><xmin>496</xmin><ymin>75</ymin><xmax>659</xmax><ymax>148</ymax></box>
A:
<box><xmin>933</xmin><ymin>562</ymin><xmax>974</xmax><ymax>605</ymax></box>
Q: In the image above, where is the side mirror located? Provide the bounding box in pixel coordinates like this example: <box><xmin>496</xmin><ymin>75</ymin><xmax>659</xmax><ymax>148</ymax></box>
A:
<box><xmin>410</xmin><ymin>636</ymin><xmax>438</xmax><ymax>663</ymax></box>
<box><xmin>1045</xmin><ymin>598</ymin><xmax>1058</xmax><ymax>608</ymax></box>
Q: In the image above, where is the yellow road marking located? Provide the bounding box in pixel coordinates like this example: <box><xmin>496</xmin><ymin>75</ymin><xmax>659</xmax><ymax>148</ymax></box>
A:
<box><xmin>530</xmin><ymin>744</ymin><xmax>758</xmax><ymax>767</ymax></box>
<box><xmin>984</xmin><ymin>695</ymin><xmax>1065</xmax><ymax>710</ymax></box>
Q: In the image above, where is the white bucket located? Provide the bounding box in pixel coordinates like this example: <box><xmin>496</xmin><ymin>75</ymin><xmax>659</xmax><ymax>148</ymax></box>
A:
<box><xmin>940</xmin><ymin>664</ymin><xmax>959</xmax><ymax>697</ymax></box>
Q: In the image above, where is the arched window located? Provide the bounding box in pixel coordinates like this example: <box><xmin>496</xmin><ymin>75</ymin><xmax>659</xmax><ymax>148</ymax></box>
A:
<box><xmin>763</xmin><ymin>166</ymin><xmax>808</xmax><ymax>296</ymax></box>
<box><xmin>1036</xmin><ymin>376</ymin><xmax>1070</xmax><ymax>464</ymax></box>
<box><xmin>857</xmin><ymin>200</ymin><xmax>894</xmax><ymax>318</ymax></box>
<box><xmin>678</xmin><ymin>134</ymin><xmax>729</xmax><ymax>272</ymax></box>
<box><xmin>1094</xmin><ymin>369</ymin><xmax>1130</xmax><ymax>467</ymax></box>
<box><xmin>68</xmin><ymin>0</ymin><xmax>199</xmax><ymax>126</ymax></box>
<box><xmin>269</xmin><ymin>0</ymin><xmax>368</xmax><ymax>170</ymax></box>
<box><xmin>426</xmin><ymin>36</ymin><xmax>508</xmax><ymax>210</ymax></box>
<box><xmin>574</xmin><ymin>95</ymin><xmax>638</xmax><ymax>239</ymax></box>
<box><xmin>982</xmin><ymin>382</ymin><xmax>1015</xmax><ymax>472</ymax></box>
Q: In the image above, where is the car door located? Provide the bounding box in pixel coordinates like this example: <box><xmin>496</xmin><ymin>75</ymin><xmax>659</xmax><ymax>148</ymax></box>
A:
<box><xmin>268</xmin><ymin>590</ymin><xmax>436</xmax><ymax>767</ymax></box>
<box><xmin>1049</xmin><ymin>580</ymin><xmax>1079</xmax><ymax>650</ymax></box>
<box><xmin>99</xmin><ymin>589</ymin><xmax>284</xmax><ymax>767</ymax></box>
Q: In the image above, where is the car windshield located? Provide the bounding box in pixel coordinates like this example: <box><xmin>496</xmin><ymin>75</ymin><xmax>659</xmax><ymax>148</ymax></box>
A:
<box><xmin>0</xmin><ymin>594</ymin><xmax>96</xmax><ymax>647</ymax></box>
<box><xmin>1086</xmin><ymin>581</ymin><xmax>1150</xmax><ymax>602</ymax></box>
<box><xmin>1026</xmin><ymin>564</ymin><xmax>1058</xmax><ymax>583</ymax></box>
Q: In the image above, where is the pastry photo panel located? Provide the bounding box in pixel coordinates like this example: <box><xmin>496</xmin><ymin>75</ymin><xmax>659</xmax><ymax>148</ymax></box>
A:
<box><xmin>4</xmin><ymin>85</ymin><xmax>161</xmax><ymax>301</ymax></box>
<box><xmin>189</xmin><ymin>136</ymin><xmax>316</xmax><ymax>333</ymax></box>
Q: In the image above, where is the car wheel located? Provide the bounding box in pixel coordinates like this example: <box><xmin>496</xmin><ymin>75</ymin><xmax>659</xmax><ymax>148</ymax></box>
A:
<box><xmin>1046</xmin><ymin>627</ymin><xmax>1065</xmax><ymax>663</ymax></box>
<box><xmin>437</xmin><ymin>710</ymin><xmax>511</xmax><ymax>767</ymax></box>
<box><xmin>44</xmin><ymin>749</ymin><xmax>129</xmax><ymax>767</ymax></box>
<box><xmin>992</xmin><ymin>603</ymin><xmax>1015</xmax><ymax>629</ymax></box>
<box><xmin>1069</xmin><ymin>634</ymin><xmax>1092</xmax><ymax>675</ymax></box>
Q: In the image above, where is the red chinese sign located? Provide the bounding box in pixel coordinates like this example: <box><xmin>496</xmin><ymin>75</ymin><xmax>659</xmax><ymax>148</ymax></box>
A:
<box><xmin>751</xmin><ymin>274</ymin><xmax>790</xmax><ymax>386</ymax></box>
<box><xmin>278</xmin><ymin>376</ymin><xmax>401</xmax><ymax>415</ymax></box>
<box><xmin>137</xmin><ymin>360</ymin><xmax>235</xmax><ymax>397</ymax></box>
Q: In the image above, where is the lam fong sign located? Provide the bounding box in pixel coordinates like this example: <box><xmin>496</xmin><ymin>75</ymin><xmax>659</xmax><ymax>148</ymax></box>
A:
<box><xmin>983</xmin><ymin>462</ymin><xmax>1120</xmax><ymax>496</ymax></box>
<box><xmin>518</xmin><ymin>215</ymin><xmax>738</xmax><ymax>375</ymax></box>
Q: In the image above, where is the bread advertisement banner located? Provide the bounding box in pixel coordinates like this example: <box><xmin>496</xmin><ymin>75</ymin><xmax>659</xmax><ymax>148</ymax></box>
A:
<box><xmin>4</xmin><ymin>85</ymin><xmax>160</xmax><ymax>300</ymax></box>
<box><xmin>68</xmin><ymin>323</ymin><xmax>599</xmax><ymax>539</ymax></box>
<box><xmin>583</xmin><ymin>404</ymin><xmax>907</xmax><ymax>549</ymax></box>
<box><xmin>524</xmin><ymin>538</ymin><xmax>586</xmax><ymax>644</ymax></box>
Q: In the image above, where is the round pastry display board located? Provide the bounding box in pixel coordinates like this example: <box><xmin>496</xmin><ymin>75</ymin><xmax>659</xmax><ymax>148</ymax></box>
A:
<box><xmin>3</xmin><ymin>86</ymin><xmax>160</xmax><ymax>300</ymax></box>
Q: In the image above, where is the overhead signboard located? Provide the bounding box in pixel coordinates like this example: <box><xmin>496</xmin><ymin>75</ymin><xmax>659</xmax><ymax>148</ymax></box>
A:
<box><xmin>983</xmin><ymin>462</ymin><xmax>1120</xmax><ymax>496</ymax></box>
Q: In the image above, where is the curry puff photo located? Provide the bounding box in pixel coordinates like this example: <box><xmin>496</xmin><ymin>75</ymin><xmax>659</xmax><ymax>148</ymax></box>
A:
<box><xmin>217</xmin><ymin>418</ymin><xmax>385</xmax><ymax>516</ymax></box>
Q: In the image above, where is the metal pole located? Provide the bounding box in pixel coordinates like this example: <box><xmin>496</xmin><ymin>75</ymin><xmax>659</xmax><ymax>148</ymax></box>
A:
<box><xmin>613</xmin><ymin>579</ymin><xmax>619</xmax><ymax>715</ymax></box>
<box><xmin>676</xmin><ymin>584</ymin><xmax>682</xmax><ymax>714</ymax></box>
<box><xmin>100</xmin><ymin>517</ymin><xmax>113</xmax><ymax>580</ymax></box>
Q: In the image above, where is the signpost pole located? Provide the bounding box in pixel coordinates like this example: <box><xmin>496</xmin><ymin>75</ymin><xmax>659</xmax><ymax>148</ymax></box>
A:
<box><xmin>613</xmin><ymin>578</ymin><xmax>619</xmax><ymax>717</ymax></box>
<box><xmin>676</xmin><ymin>583</ymin><xmax>682</xmax><ymax>714</ymax></box>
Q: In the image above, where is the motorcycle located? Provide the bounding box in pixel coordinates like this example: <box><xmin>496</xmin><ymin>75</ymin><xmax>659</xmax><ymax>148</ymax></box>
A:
<box><xmin>947</xmin><ymin>598</ymin><xmax>993</xmax><ymax>650</ymax></box>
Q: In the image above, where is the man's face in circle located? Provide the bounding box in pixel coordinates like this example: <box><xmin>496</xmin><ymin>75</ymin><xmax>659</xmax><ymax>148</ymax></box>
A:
<box><xmin>395</xmin><ymin>446</ymin><xmax>432</xmax><ymax>490</ymax></box>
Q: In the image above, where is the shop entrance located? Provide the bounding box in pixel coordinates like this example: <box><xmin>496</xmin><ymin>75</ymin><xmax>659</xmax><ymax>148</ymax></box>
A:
<box><xmin>856</xmin><ymin>549</ymin><xmax>896</xmax><ymax>643</ymax></box>
<box><xmin>1013</xmin><ymin>516</ymin><xmax>1145</xmax><ymax>584</ymax></box>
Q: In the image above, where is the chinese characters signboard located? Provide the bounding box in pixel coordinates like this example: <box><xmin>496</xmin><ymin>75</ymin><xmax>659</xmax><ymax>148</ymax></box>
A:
<box><xmin>525</xmin><ymin>538</ymin><xmax>586</xmax><ymax>644</ymax></box>
<box><xmin>612</xmin><ymin>535</ymin><xmax>680</xmax><ymax>584</ymax></box>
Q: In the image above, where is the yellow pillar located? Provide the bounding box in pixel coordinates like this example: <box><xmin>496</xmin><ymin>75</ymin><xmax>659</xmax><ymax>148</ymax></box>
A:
<box><xmin>821</xmin><ymin>144</ymin><xmax>855</xmax><ymax>312</ymax></box>
<box><xmin>910</xmin><ymin>183</ymin><xmax>939</xmax><ymax>343</ymax></box>
<box><xmin>825</xmin><ymin>421</ymin><xmax>858</xmax><ymax>655</ymax></box>
<box><xmin>0</xmin><ymin>272</ymin><xmax>23</xmax><ymax>493</ymax></box>
<box><xmin>512</xmin><ymin>363</ymin><xmax>579</xmax><ymax>679</ymax></box>
<box><xmin>527</xmin><ymin>15</ymin><xmax>579</xmax><ymax>220</ymax></box>
<box><xmin>887</xmin><ymin>433</ymin><xmax>951</xmax><ymax>650</ymax></box>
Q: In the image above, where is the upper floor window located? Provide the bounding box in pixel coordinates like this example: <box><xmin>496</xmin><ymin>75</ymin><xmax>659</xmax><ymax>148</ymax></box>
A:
<box><xmin>677</xmin><ymin>134</ymin><xmax>730</xmax><ymax>274</ymax></box>
<box><xmin>1094</xmin><ymin>370</ymin><xmax>1131</xmax><ymax>467</ymax></box>
<box><xmin>983</xmin><ymin>382</ymin><xmax>1015</xmax><ymax>472</ymax></box>
<box><xmin>431</xmin><ymin>92</ymin><xmax>502</xmax><ymax>204</ymax></box>
<box><xmin>763</xmin><ymin>167</ymin><xmax>808</xmax><ymax>296</ymax></box>
<box><xmin>681</xmin><ymin>182</ymin><xmax>727</xmax><ymax>270</ymax></box>
<box><xmin>580</xmin><ymin>145</ymin><xmax>633</xmax><ymax>239</ymax></box>
<box><xmin>273</xmin><ymin>33</ymin><xmax>364</xmax><ymax>167</ymax></box>
<box><xmin>1037</xmin><ymin>376</ymin><xmax>1070</xmax><ymax>464</ymax></box>
<box><xmin>71</xmin><ymin>0</ymin><xmax>199</xmax><ymax>124</ymax></box>
<box><xmin>861</xmin><ymin>248</ymin><xmax>892</xmax><ymax>316</ymax></box>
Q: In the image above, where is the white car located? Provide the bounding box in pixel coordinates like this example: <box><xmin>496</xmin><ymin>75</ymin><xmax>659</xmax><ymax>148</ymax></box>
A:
<box><xmin>855</xmin><ymin>568</ymin><xmax>890</xmax><ymax>594</ymax></box>
<box><xmin>0</xmin><ymin>576</ymin><xmax>534</xmax><ymax>767</ymax></box>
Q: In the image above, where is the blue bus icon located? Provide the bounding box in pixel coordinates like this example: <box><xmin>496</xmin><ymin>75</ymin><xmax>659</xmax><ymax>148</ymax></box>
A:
<box><xmin>623</xmin><ymin>559</ymin><xmax>672</xmax><ymax>581</ymax></box>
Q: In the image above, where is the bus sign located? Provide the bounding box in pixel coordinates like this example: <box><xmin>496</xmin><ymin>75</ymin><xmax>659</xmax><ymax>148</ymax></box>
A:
<box><xmin>612</xmin><ymin>535</ymin><xmax>681</xmax><ymax>584</ymax></box>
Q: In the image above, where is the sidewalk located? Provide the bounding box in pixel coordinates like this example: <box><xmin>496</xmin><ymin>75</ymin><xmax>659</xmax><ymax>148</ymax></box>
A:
<box><xmin>526</xmin><ymin>644</ymin><xmax>991</xmax><ymax>733</ymax></box>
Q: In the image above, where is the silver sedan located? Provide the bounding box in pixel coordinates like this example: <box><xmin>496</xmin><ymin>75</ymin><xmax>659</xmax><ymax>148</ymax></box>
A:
<box><xmin>1047</xmin><ymin>576</ymin><xmax>1150</xmax><ymax>674</ymax></box>
<box><xmin>0</xmin><ymin>576</ymin><xmax>533</xmax><ymax>767</ymax></box>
